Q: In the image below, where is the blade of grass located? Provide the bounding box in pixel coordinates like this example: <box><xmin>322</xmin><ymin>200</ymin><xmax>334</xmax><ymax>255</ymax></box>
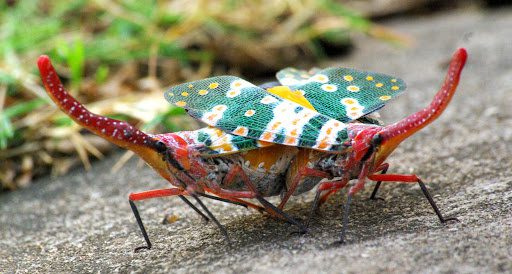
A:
<box><xmin>0</xmin><ymin>98</ymin><xmax>47</xmax><ymax>149</ymax></box>
<box><xmin>70</xmin><ymin>132</ymin><xmax>92</xmax><ymax>170</ymax></box>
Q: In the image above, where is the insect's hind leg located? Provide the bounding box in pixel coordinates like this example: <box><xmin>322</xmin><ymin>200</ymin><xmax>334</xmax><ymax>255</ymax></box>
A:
<box><xmin>129</xmin><ymin>188</ymin><xmax>186</xmax><ymax>252</ymax></box>
<box><xmin>367</xmin><ymin>173</ymin><xmax>458</xmax><ymax>224</ymax></box>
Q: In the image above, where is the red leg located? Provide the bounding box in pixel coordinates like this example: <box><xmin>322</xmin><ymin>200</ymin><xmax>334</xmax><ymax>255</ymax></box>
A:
<box><xmin>317</xmin><ymin>178</ymin><xmax>350</xmax><ymax>207</ymax></box>
<box><xmin>366</xmin><ymin>173</ymin><xmax>458</xmax><ymax>224</ymax></box>
<box><xmin>314</xmin><ymin>164</ymin><xmax>389</xmax><ymax>207</ymax></box>
<box><xmin>278</xmin><ymin>167</ymin><xmax>330</xmax><ymax>209</ymax></box>
<box><xmin>367</xmin><ymin>173</ymin><xmax>419</xmax><ymax>182</ymax></box>
<box><xmin>132</xmin><ymin>187</ymin><xmax>213</xmax><ymax>223</ymax></box>
<box><xmin>129</xmin><ymin>188</ymin><xmax>185</xmax><ymax>201</ymax></box>
<box><xmin>347</xmin><ymin>160</ymin><xmax>374</xmax><ymax>196</ymax></box>
<box><xmin>337</xmin><ymin>161</ymin><xmax>372</xmax><ymax>244</ymax></box>
<box><xmin>373</xmin><ymin>163</ymin><xmax>389</xmax><ymax>173</ymax></box>
<box><xmin>318</xmin><ymin>189</ymin><xmax>337</xmax><ymax>206</ymax></box>
<box><xmin>129</xmin><ymin>188</ymin><xmax>186</xmax><ymax>251</ymax></box>
<box><xmin>315</xmin><ymin>163</ymin><xmax>388</xmax><ymax>205</ymax></box>
<box><xmin>208</xmin><ymin>165</ymin><xmax>258</xmax><ymax>199</ymax></box>
<box><xmin>204</xmin><ymin>187</ymin><xmax>266</xmax><ymax>213</ymax></box>
<box><xmin>306</xmin><ymin>177</ymin><xmax>349</xmax><ymax>228</ymax></box>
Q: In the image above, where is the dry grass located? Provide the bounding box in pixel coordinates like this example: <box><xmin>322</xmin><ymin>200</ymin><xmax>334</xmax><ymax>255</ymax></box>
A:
<box><xmin>0</xmin><ymin>0</ymin><xmax>409</xmax><ymax>190</ymax></box>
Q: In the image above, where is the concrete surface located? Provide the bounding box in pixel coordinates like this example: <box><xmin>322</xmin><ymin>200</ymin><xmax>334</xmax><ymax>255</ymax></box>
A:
<box><xmin>1</xmin><ymin>8</ymin><xmax>511</xmax><ymax>273</ymax></box>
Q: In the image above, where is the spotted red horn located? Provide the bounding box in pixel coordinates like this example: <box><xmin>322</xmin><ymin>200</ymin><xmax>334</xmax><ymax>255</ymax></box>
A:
<box><xmin>38</xmin><ymin>55</ymin><xmax>156</xmax><ymax>151</ymax></box>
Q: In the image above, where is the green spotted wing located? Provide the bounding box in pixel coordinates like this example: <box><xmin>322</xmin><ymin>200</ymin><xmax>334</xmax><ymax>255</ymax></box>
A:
<box><xmin>165</xmin><ymin>76</ymin><xmax>349</xmax><ymax>152</ymax></box>
<box><xmin>276</xmin><ymin>67</ymin><xmax>406</xmax><ymax>122</ymax></box>
<box><xmin>175</xmin><ymin>127</ymin><xmax>273</xmax><ymax>156</ymax></box>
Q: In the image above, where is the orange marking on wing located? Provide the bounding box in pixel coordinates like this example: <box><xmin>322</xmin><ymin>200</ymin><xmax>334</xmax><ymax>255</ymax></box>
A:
<box><xmin>218</xmin><ymin>143</ymin><xmax>233</xmax><ymax>152</ymax></box>
<box><xmin>207</xmin><ymin>114</ymin><xmax>218</xmax><ymax>121</ymax></box>
<box><xmin>233</xmin><ymin>127</ymin><xmax>248</xmax><ymax>136</ymax></box>
<box><xmin>257</xmin><ymin>140</ymin><xmax>273</xmax><ymax>147</ymax></box>
<box><xmin>261</xmin><ymin>132</ymin><xmax>273</xmax><ymax>141</ymax></box>
<box><xmin>317</xmin><ymin>141</ymin><xmax>329</xmax><ymax>150</ymax></box>
<box><xmin>271</xmin><ymin>122</ymin><xmax>282</xmax><ymax>130</ymax></box>
<box><xmin>285</xmin><ymin>137</ymin><xmax>297</xmax><ymax>145</ymax></box>
<box><xmin>316</xmin><ymin>137</ymin><xmax>330</xmax><ymax>150</ymax></box>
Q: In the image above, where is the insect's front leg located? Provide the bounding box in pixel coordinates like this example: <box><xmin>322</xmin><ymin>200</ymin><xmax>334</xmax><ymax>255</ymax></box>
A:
<box><xmin>369</xmin><ymin>163</ymin><xmax>389</xmax><ymax>200</ymax></box>
<box><xmin>129</xmin><ymin>188</ymin><xmax>187</xmax><ymax>252</ymax></box>
<box><xmin>336</xmin><ymin>161</ymin><xmax>372</xmax><ymax>244</ymax></box>
<box><xmin>366</xmin><ymin>173</ymin><xmax>458</xmax><ymax>224</ymax></box>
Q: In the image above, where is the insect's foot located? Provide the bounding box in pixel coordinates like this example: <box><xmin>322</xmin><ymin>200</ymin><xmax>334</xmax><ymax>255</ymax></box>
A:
<box><xmin>441</xmin><ymin>216</ymin><xmax>459</xmax><ymax>224</ymax></box>
<box><xmin>304</xmin><ymin>220</ymin><xmax>314</xmax><ymax>231</ymax></box>
<box><xmin>289</xmin><ymin>228</ymin><xmax>309</xmax><ymax>236</ymax></box>
<box><xmin>330</xmin><ymin>239</ymin><xmax>346</xmax><ymax>247</ymax></box>
<box><xmin>134</xmin><ymin>245</ymin><xmax>151</xmax><ymax>253</ymax></box>
<box><xmin>222</xmin><ymin>235</ymin><xmax>233</xmax><ymax>246</ymax></box>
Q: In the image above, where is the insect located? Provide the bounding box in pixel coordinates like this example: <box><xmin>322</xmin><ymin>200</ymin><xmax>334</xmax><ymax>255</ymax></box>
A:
<box><xmin>38</xmin><ymin>48</ymin><xmax>467</xmax><ymax>250</ymax></box>
<box><xmin>38</xmin><ymin>57</ymin><xmax>308</xmax><ymax>252</ymax></box>
<box><xmin>165</xmin><ymin>48</ymin><xmax>467</xmax><ymax>242</ymax></box>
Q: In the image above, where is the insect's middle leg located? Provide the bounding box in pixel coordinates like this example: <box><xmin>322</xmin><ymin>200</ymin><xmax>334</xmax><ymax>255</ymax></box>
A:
<box><xmin>316</xmin><ymin>176</ymin><xmax>351</xmax><ymax>208</ymax></box>
<box><xmin>203</xmin><ymin>187</ymin><xmax>266</xmax><ymax>213</ymax></box>
<box><xmin>367</xmin><ymin>173</ymin><xmax>458</xmax><ymax>224</ymax></box>
<box><xmin>278</xmin><ymin>167</ymin><xmax>330</xmax><ymax>210</ymax></box>
<box><xmin>221</xmin><ymin>164</ymin><xmax>307</xmax><ymax>232</ymax></box>
<box><xmin>306</xmin><ymin>178</ymin><xmax>349</xmax><ymax>227</ymax></box>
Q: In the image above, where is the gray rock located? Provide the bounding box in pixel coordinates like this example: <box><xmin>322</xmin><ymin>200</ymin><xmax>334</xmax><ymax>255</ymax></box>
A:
<box><xmin>1</xmin><ymin>8</ymin><xmax>511</xmax><ymax>273</ymax></box>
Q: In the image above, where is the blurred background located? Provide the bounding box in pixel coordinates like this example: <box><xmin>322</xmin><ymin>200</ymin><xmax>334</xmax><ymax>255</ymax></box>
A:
<box><xmin>0</xmin><ymin>0</ymin><xmax>508</xmax><ymax>191</ymax></box>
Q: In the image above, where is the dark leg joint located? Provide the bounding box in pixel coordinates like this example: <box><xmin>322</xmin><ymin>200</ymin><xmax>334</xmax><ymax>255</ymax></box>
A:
<box><xmin>255</xmin><ymin>195</ymin><xmax>307</xmax><ymax>234</ymax></box>
<box><xmin>178</xmin><ymin>195</ymin><xmax>210</xmax><ymax>223</ymax></box>
<box><xmin>369</xmin><ymin>182</ymin><xmax>385</xmax><ymax>201</ymax></box>
<box><xmin>337</xmin><ymin>194</ymin><xmax>352</xmax><ymax>245</ymax></box>
<box><xmin>129</xmin><ymin>200</ymin><xmax>152</xmax><ymax>252</ymax></box>
<box><xmin>369</xmin><ymin>165</ymin><xmax>388</xmax><ymax>201</ymax></box>
<box><xmin>306</xmin><ymin>190</ymin><xmax>322</xmax><ymax>229</ymax></box>
<box><xmin>196</xmin><ymin>192</ymin><xmax>248</xmax><ymax>208</ymax></box>
<box><xmin>191</xmin><ymin>194</ymin><xmax>231</xmax><ymax>244</ymax></box>
<box><xmin>417</xmin><ymin>180</ymin><xmax>459</xmax><ymax>224</ymax></box>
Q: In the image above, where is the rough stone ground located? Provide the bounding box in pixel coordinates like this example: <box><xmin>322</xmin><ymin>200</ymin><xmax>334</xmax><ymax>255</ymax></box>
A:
<box><xmin>1</xmin><ymin>8</ymin><xmax>511</xmax><ymax>273</ymax></box>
